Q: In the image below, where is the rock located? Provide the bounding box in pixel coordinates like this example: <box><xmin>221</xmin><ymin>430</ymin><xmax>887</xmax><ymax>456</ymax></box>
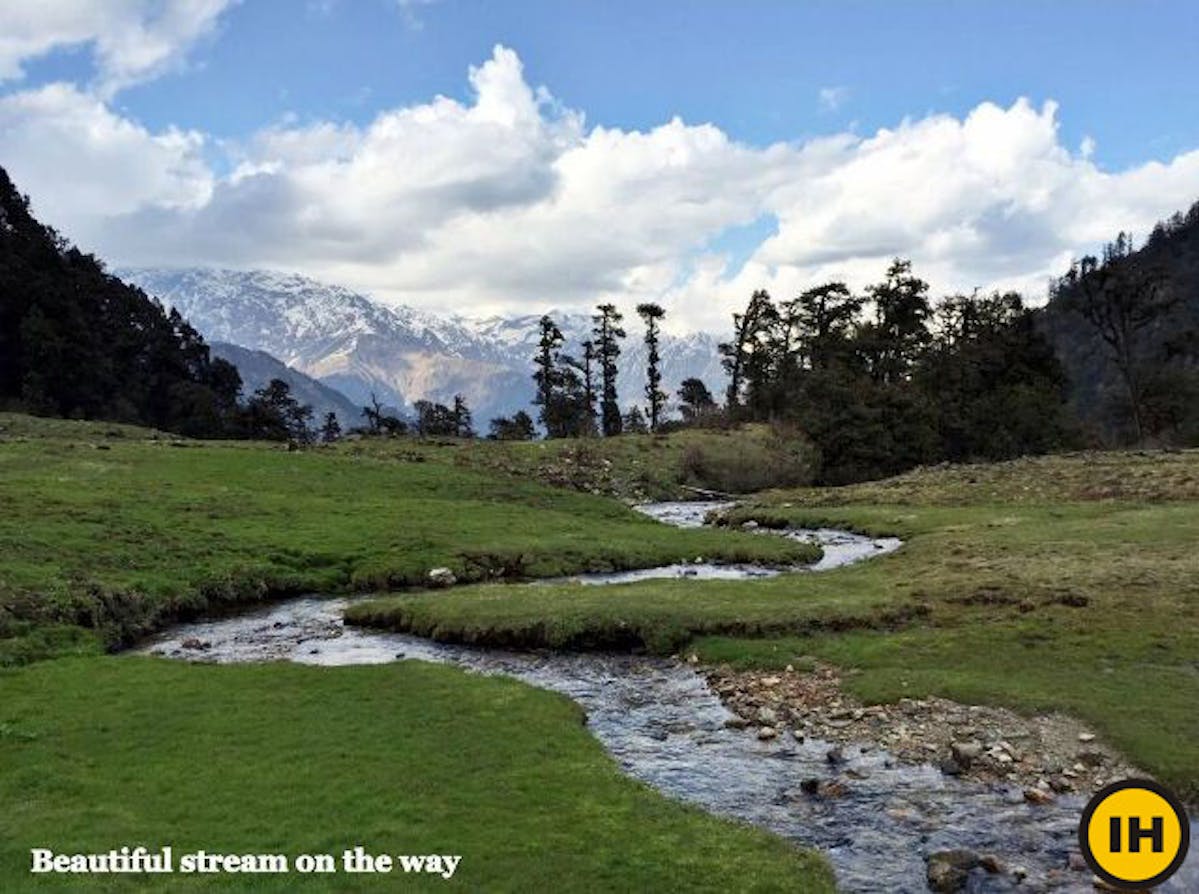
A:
<box><xmin>826</xmin><ymin>746</ymin><xmax>845</xmax><ymax>765</ymax></box>
<box><xmin>1067</xmin><ymin>851</ymin><xmax>1088</xmax><ymax>872</ymax></box>
<box><xmin>979</xmin><ymin>854</ymin><xmax>1003</xmax><ymax>874</ymax></box>
<box><xmin>756</xmin><ymin>726</ymin><xmax>778</xmax><ymax>740</ymax></box>
<box><xmin>741</xmin><ymin>520</ymin><xmax>760</xmax><ymax>530</ymax></box>
<box><xmin>939</xmin><ymin>759</ymin><xmax>964</xmax><ymax>777</ymax></box>
<box><xmin>1023</xmin><ymin>787</ymin><xmax>1055</xmax><ymax>805</ymax></box>
<box><xmin>1077</xmin><ymin>750</ymin><xmax>1105</xmax><ymax>768</ymax></box>
<box><xmin>791</xmin><ymin>729</ymin><xmax>805</xmax><ymax>743</ymax></box>
<box><xmin>926</xmin><ymin>849</ymin><xmax>980</xmax><ymax>892</ymax></box>
<box><xmin>818</xmin><ymin>780</ymin><xmax>849</xmax><ymax>799</ymax></box>
<box><xmin>427</xmin><ymin>567</ymin><xmax>457</xmax><ymax>587</ymax></box>
<box><xmin>757</xmin><ymin>706</ymin><xmax>779</xmax><ymax>725</ymax></box>
<box><xmin>723</xmin><ymin>716</ymin><xmax>750</xmax><ymax>730</ymax></box>
<box><xmin>798</xmin><ymin>778</ymin><xmax>846</xmax><ymax>799</ymax></box>
<box><xmin>951</xmin><ymin>740</ymin><xmax>983</xmax><ymax>767</ymax></box>
<box><xmin>1077</xmin><ymin>732</ymin><xmax>1096</xmax><ymax>743</ymax></box>
<box><xmin>180</xmin><ymin>637</ymin><xmax>210</xmax><ymax>651</ymax></box>
<box><xmin>687</xmin><ymin>653</ymin><xmax>699</xmax><ymax>664</ymax></box>
<box><xmin>1048</xmin><ymin>775</ymin><xmax>1072</xmax><ymax>793</ymax></box>
<box><xmin>760</xmin><ymin>675</ymin><xmax>782</xmax><ymax>687</ymax></box>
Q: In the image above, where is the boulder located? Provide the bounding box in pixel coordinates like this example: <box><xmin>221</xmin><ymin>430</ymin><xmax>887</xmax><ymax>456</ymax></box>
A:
<box><xmin>950</xmin><ymin>740</ymin><xmax>983</xmax><ymax>767</ymax></box>
<box><xmin>925</xmin><ymin>849</ymin><xmax>980</xmax><ymax>892</ymax></box>
<box><xmin>427</xmin><ymin>567</ymin><xmax>457</xmax><ymax>587</ymax></box>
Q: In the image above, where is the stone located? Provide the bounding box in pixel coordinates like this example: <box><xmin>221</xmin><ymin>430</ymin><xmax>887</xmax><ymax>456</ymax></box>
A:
<box><xmin>926</xmin><ymin>849</ymin><xmax>980</xmax><ymax>893</ymax></box>
<box><xmin>1077</xmin><ymin>750</ymin><xmax>1105</xmax><ymax>768</ymax></box>
<box><xmin>826</xmin><ymin>746</ymin><xmax>845</xmax><ymax>765</ymax></box>
<box><xmin>1023</xmin><ymin>787</ymin><xmax>1055</xmax><ymax>805</ymax></box>
<box><xmin>939</xmin><ymin>759</ymin><xmax>964</xmax><ymax>777</ymax></box>
<box><xmin>1048</xmin><ymin>775</ymin><xmax>1072</xmax><ymax>793</ymax></box>
<box><xmin>978</xmin><ymin>854</ymin><xmax>1003</xmax><ymax>874</ymax></box>
<box><xmin>741</xmin><ymin>520</ymin><xmax>760</xmax><ymax>530</ymax></box>
<box><xmin>756</xmin><ymin>726</ymin><xmax>778</xmax><ymax>740</ymax></box>
<box><xmin>1067</xmin><ymin>851</ymin><xmax>1088</xmax><ymax>872</ymax></box>
<box><xmin>723</xmin><ymin>716</ymin><xmax>750</xmax><ymax>730</ymax></box>
<box><xmin>1077</xmin><ymin>732</ymin><xmax>1096</xmax><ymax>743</ymax></box>
<box><xmin>427</xmin><ymin>567</ymin><xmax>457</xmax><ymax>587</ymax></box>
<box><xmin>757</xmin><ymin>706</ymin><xmax>779</xmax><ymax>725</ymax></box>
<box><xmin>180</xmin><ymin>637</ymin><xmax>210</xmax><ymax>651</ymax></box>
<box><xmin>760</xmin><ymin>675</ymin><xmax>782</xmax><ymax>687</ymax></box>
<box><xmin>951</xmin><ymin>740</ymin><xmax>983</xmax><ymax>767</ymax></box>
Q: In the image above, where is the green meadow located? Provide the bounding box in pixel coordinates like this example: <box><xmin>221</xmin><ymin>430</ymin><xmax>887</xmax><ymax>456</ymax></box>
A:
<box><xmin>352</xmin><ymin>450</ymin><xmax>1199</xmax><ymax>801</ymax></box>
<box><xmin>0</xmin><ymin>414</ymin><xmax>832</xmax><ymax>891</ymax></box>
<box><xmin>0</xmin><ymin>659</ymin><xmax>832</xmax><ymax>892</ymax></box>
<box><xmin>3</xmin><ymin>412</ymin><xmax>1197</xmax><ymax>894</ymax></box>
<box><xmin>0</xmin><ymin>413</ymin><xmax>815</xmax><ymax>666</ymax></box>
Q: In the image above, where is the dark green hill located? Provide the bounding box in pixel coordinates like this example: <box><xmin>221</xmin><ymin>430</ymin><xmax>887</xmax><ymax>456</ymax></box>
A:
<box><xmin>0</xmin><ymin>166</ymin><xmax>241</xmax><ymax>436</ymax></box>
<box><xmin>1042</xmin><ymin>200</ymin><xmax>1199</xmax><ymax>444</ymax></box>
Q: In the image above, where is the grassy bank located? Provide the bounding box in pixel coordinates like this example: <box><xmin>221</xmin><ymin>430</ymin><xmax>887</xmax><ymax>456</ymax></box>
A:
<box><xmin>352</xmin><ymin>450</ymin><xmax>1199</xmax><ymax>799</ymax></box>
<box><xmin>0</xmin><ymin>657</ymin><xmax>833</xmax><ymax>892</ymax></box>
<box><xmin>0</xmin><ymin>414</ymin><xmax>818</xmax><ymax>665</ymax></box>
<box><xmin>393</xmin><ymin>423</ymin><xmax>817</xmax><ymax>500</ymax></box>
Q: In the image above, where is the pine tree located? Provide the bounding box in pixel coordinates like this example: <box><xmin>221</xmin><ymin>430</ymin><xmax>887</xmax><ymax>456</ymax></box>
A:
<box><xmin>862</xmin><ymin>259</ymin><xmax>933</xmax><ymax>385</ymax></box>
<box><xmin>532</xmin><ymin>315</ymin><xmax>565</xmax><ymax>436</ymax></box>
<box><xmin>452</xmin><ymin>394</ymin><xmax>474</xmax><ymax>438</ymax></box>
<box><xmin>677</xmin><ymin>377</ymin><xmax>715</xmax><ymax>423</ymax></box>
<box><xmin>320</xmin><ymin>412</ymin><xmax>342</xmax><ymax>443</ymax></box>
<box><xmin>636</xmin><ymin>302</ymin><xmax>667</xmax><ymax>430</ymax></box>
<box><xmin>592</xmin><ymin>303</ymin><xmax>625</xmax><ymax>436</ymax></box>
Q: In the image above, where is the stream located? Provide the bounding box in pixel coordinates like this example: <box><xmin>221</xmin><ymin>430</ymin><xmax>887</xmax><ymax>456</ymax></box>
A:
<box><xmin>136</xmin><ymin>502</ymin><xmax>1195</xmax><ymax>893</ymax></box>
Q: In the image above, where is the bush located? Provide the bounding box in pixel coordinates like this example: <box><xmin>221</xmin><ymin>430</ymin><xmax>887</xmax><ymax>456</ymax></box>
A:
<box><xmin>679</xmin><ymin>426</ymin><xmax>815</xmax><ymax>494</ymax></box>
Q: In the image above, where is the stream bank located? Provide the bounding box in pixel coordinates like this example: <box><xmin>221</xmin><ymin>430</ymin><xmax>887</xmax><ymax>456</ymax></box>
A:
<box><xmin>135</xmin><ymin>502</ymin><xmax>1196</xmax><ymax>893</ymax></box>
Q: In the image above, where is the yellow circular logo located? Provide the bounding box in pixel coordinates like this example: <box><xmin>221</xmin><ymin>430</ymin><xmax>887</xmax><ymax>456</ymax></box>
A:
<box><xmin>1079</xmin><ymin>779</ymin><xmax>1190</xmax><ymax>890</ymax></box>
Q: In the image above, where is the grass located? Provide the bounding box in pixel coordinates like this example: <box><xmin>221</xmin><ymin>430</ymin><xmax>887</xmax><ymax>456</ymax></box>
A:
<box><xmin>352</xmin><ymin>450</ymin><xmax>1199</xmax><ymax>800</ymax></box>
<box><xmin>0</xmin><ymin>657</ymin><xmax>834</xmax><ymax>892</ymax></box>
<box><xmin>389</xmin><ymin>423</ymin><xmax>817</xmax><ymax>500</ymax></box>
<box><xmin>0</xmin><ymin>413</ymin><xmax>817</xmax><ymax>665</ymax></box>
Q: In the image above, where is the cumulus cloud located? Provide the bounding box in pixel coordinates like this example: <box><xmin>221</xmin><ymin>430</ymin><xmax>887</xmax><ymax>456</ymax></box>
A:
<box><xmin>0</xmin><ymin>0</ymin><xmax>236</xmax><ymax>96</ymax></box>
<box><xmin>0</xmin><ymin>82</ymin><xmax>212</xmax><ymax>229</ymax></box>
<box><xmin>2</xmin><ymin>43</ymin><xmax>1199</xmax><ymax>333</ymax></box>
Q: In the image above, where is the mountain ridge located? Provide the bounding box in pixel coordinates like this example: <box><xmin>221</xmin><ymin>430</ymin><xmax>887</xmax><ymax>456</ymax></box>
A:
<box><xmin>118</xmin><ymin>267</ymin><xmax>728</xmax><ymax>425</ymax></box>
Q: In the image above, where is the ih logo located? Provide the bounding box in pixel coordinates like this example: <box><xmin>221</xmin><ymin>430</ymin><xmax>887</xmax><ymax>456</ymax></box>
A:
<box><xmin>1079</xmin><ymin>779</ymin><xmax>1190</xmax><ymax>890</ymax></box>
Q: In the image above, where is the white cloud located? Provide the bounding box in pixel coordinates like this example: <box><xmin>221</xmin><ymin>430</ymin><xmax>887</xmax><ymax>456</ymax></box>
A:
<box><xmin>0</xmin><ymin>0</ymin><xmax>236</xmax><ymax>97</ymax></box>
<box><xmin>818</xmin><ymin>85</ymin><xmax>850</xmax><ymax>112</ymax></box>
<box><xmin>0</xmin><ymin>82</ymin><xmax>212</xmax><ymax>228</ymax></box>
<box><xmin>2</xmin><ymin>44</ymin><xmax>1199</xmax><ymax>334</ymax></box>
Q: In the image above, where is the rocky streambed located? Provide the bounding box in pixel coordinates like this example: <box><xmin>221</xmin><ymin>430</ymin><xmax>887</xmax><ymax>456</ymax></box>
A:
<box><xmin>136</xmin><ymin>502</ymin><xmax>1196</xmax><ymax>893</ymax></box>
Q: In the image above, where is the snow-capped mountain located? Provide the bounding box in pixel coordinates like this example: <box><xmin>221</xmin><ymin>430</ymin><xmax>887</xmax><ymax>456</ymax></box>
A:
<box><xmin>119</xmin><ymin>268</ymin><xmax>727</xmax><ymax>425</ymax></box>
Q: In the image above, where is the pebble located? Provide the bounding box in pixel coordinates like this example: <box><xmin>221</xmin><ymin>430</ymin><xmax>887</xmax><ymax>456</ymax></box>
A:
<box><xmin>1023</xmin><ymin>787</ymin><xmax>1055</xmax><ymax>806</ymax></box>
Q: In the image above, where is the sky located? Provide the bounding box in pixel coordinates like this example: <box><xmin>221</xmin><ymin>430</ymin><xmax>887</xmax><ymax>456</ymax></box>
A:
<box><xmin>2</xmin><ymin>0</ymin><xmax>1198</xmax><ymax>333</ymax></box>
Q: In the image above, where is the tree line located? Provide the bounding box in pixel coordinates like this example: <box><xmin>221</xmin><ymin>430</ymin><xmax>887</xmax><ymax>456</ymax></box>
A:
<box><xmin>5</xmin><ymin>157</ymin><xmax>1193</xmax><ymax>482</ymax></box>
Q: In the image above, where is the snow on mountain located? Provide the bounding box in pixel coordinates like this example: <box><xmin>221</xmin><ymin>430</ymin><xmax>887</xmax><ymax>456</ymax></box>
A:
<box><xmin>119</xmin><ymin>267</ymin><xmax>727</xmax><ymax>426</ymax></box>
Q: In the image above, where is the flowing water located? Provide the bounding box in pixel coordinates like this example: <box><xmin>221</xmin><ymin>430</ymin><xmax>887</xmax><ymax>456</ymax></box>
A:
<box><xmin>136</xmin><ymin>502</ymin><xmax>1195</xmax><ymax>893</ymax></box>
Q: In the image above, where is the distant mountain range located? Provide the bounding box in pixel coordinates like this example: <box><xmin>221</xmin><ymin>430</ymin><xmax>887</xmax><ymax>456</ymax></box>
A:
<box><xmin>119</xmin><ymin>268</ymin><xmax>727</xmax><ymax>426</ymax></box>
<box><xmin>208</xmin><ymin>341</ymin><xmax>365</xmax><ymax>429</ymax></box>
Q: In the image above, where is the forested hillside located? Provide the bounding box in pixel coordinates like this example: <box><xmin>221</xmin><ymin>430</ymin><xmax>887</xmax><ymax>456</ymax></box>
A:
<box><xmin>1043</xmin><ymin>200</ymin><xmax>1199</xmax><ymax>444</ymax></box>
<box><xmin>0</xmin><ymin>167</ymin><xmax>241</xmax><ymax>436</ymax></box>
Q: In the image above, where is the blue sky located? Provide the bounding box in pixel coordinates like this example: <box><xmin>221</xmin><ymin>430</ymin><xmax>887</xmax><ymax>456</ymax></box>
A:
<box><xmin>2</xmin><ymin>1</ymin><xmax>1198</xmax><ymax>330</ymax></box>
<box><xmin>25</xmin><ymin>1</ymin><xmax>1199</xmax><ymax>166</ymax></box>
